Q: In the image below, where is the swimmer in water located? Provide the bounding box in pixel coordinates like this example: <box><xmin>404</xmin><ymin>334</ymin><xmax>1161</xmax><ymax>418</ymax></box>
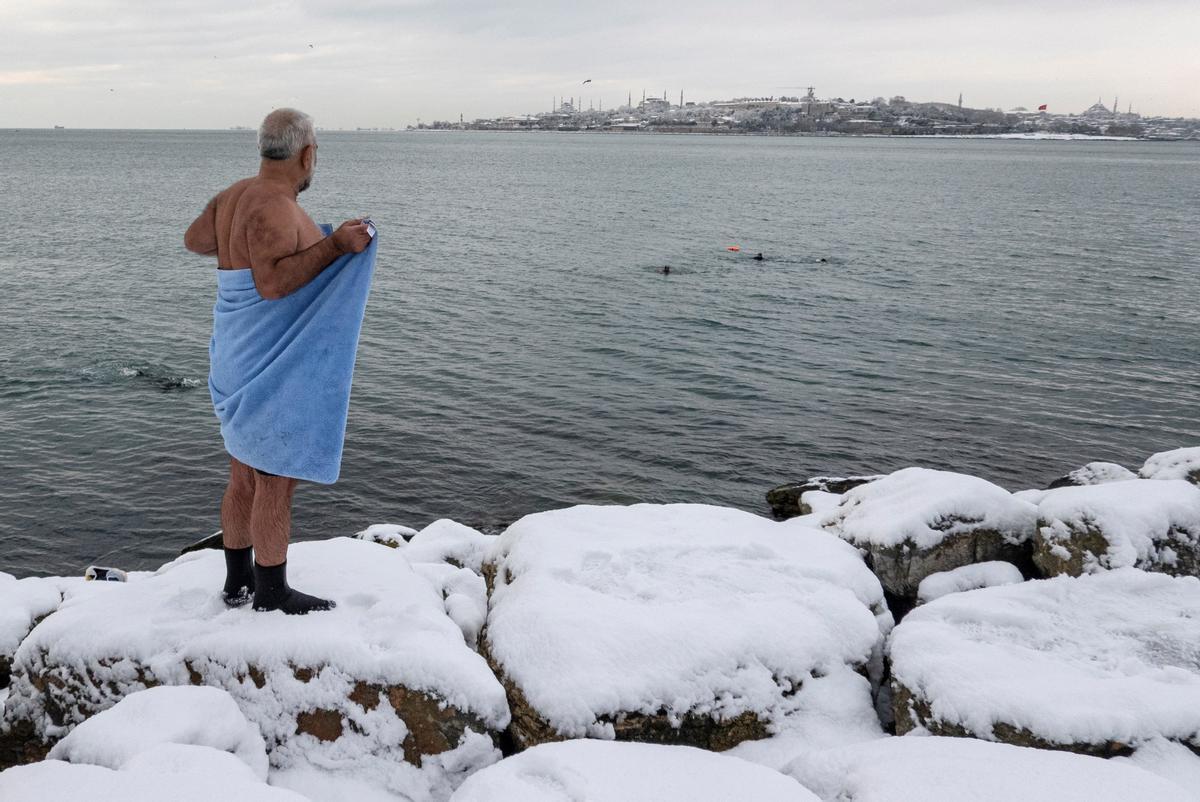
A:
<box><xmin>661</xmin><ymin>265</ymin><xmax>671</xmax><ymax>275</ymax></box>
<box><xmin>753</xmin><ymin>253</ymin><xmax>764</xmax><ymax>261</ymax></box>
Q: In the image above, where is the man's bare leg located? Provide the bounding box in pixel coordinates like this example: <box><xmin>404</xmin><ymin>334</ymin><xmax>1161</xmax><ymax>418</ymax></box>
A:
<box><xmin>249</xmin><ymin>470</ymin><xmax>335</xmax><ymax>614</ymax></box>
<box><xmin>220</xmin><ymin>458</ymin><xmax>257</xmax><ymax>607</ymax></box>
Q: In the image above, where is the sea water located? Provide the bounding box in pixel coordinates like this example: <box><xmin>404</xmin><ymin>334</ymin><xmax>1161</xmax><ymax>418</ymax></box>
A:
<box><xmin>1</xmin><ymin>129</ymin><xmax>1198</xmax><ymax>576</ymax></box>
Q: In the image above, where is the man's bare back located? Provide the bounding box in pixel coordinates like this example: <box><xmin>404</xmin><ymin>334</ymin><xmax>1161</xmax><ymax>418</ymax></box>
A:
<box><xmin>185</xmin><ymin>158</ymin><xmax>370</xmax><ymax>300</ymax></box>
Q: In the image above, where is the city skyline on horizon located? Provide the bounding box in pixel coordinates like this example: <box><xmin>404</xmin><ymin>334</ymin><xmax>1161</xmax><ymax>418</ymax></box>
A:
<box><xmin>2</xmin><ymin>0</ymin><xmax>1197</xmax><ymax>129</ymax></box>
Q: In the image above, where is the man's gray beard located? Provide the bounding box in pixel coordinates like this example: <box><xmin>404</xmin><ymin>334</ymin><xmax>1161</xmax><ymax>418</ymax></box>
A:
<box><xmin>298</xmin><ymin>176</ymin><xmax>312</xmax><ymax>193</ymax></box>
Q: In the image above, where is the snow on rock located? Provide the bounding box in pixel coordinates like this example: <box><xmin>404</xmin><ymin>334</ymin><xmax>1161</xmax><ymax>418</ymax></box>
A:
<box><xmin>0</xmin><ymin>758</ymin><xmax>311</xmax><ymax>802</ymax></box>
<box><xmin>355</xmin><ymin>523</ymin><xmax>420</xmax><ymax>548</ymax></box>
<box><xmin>820</xmin><ymin>467</ymin><xmax>1037</xmax><ymax>598</ymax></box>
<box><xmin>450</xmin><ymin>739</ymin><xmax>820</xmax><ymax>802</ymax></box>
<box><xmin>783</xmin><ymin>735</ymin><xmax>1194</xmax><ymax>802</ymax></box>
<box><xmin>1115</xmin><ymin>737</ymin><xmax>1200</xmax><ymax>800</ymax></box>
<box><xmin>482</xmin><ymin>503</ymin><xmax>890</xmax><ymax>750</ymax></box>
<box><xmin>1047</xmin><ymin>461</ymin><xmax>1138</xmax><ymax>489</ymax></box>
<box><xmin>798</xmin><ymin>490</ymin><xmax>843</xmax><ymax>517</ymax></box>
<box><xmin>0</xmin><ymin>574</ymin><xmax>62</xmax><ymax>687</ymax></box>
<box><xmin>916</xmin><ymin>561</ymin><xmax>1024</xmax><ymax>604</ymax></box>
<box><xmin>765</xmin><ymin>475</ymin><xmax>882</xmax><ymax>520</ymax></box>
<box><xmin>47</xmin><ymin>685</ymin><xmax>267</xmax><ymax>779</ymax></box>
<box><xmin>405</xmin><ymin>519</ymin><xmax>494</xmax><ymax>574</ymax></box>
<box><xmin>1140</xmin><ymin>447</ymin><xmax>1200</xmax><ymax>484</ymax></box>
<box><xmin>725</xmin><ymin>670</ymin><xmax>887</xmax><ymax>772</ymax></box>
<box><xmin>890</xmin><ymin>569</ymin><xmax>1200</xmax><ymax>754</ymax></box>
<box><xmin>1032</xmin><ymin>479</ymin><xmax>1200</xmax><ymax>577</ymax></box>
<box><xmin>4</xmin><ymin>538</ymin><xmax>509</xmax><ymax>799</ymax></box>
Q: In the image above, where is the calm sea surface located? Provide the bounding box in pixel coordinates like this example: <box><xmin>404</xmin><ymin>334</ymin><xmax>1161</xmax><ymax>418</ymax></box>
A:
<box><xmin>1</xmin><ymin>130</ymin><xmax>1198</xmax><ymax>577</ymax></box>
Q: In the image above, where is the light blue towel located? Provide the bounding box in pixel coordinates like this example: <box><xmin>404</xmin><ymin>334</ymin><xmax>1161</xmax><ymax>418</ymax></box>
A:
<box><xmin>208</xmin><ymin>224</ymin><xmax>377</xmax><ymax>483</ymax></box>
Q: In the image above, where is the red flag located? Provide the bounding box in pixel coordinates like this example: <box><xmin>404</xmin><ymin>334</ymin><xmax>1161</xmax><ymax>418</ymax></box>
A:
<box><xmin>1037</xmin><ymin>104</ymin><xmax>1048</xmax><ymax>111</ymax></box>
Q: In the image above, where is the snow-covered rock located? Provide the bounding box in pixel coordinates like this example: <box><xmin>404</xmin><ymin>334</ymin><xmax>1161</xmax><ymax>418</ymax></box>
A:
<box><xmin>0</xmin><ymin>574</ymin><xmax>62</xmax><ymax>687</ymax></box>
<box><xmin>915</xmin><ymin>561</ymin><xmax>1024</xmax><ymax>604</ymax></box>
<box><xmin>765</xmin><ymin>475</ymin><xmax>881</xmax><ymax>520</ymax></box>
<box><xmin>1116</xmin><ymin>737</ymin><xmax>1200</xmax><ymax>800</ymax></box>
<box><xmin>450</xmin><ymin>739</ymin><xmax>819</xmax><ymax>802</ymax></box>
<box><xmin>820</xmin><ymin>468</ymin><xmax>1037</xmax><ymax>598</ymax></box>
<box><xmin>47</xmin><ymin>685</ymin><xmax>267</xmax><ymax>778</ymax></box>
<box><xmin>783</xmin><ymin>735</ymin><xmax>1194</xmax><ymax>802</ymax></box>
<box><xmin>405</xmin><ymin>519</ymin><xmax>494</xmax><ymax>574</ymax></box>
<box><xmin>354</xmin><ymin>523</ymin><xmax>419</xmax><ymax>548</ymax></box>
<box><xmin>1140</xmin><ymin>447</ymin><xmax>1200</xmax><ymax>484</ymax></box>
<box><xmin>483</xmin><ymin>503</ymin><xmax>891</xmax><ymax>750</ymax></box>
<box><xmin>4</xmin><ymin>538</ymin><xmax>510</xmax><ymax>799</ymax></box>
<box><xmin>1047</xmin><ymin>461</ymin><xmax>1138</xmax><ymax>489</ymax></box>
<box><xmin>1033</xmin><ymin>479</ymin><xmax>1200</xmax><ymax>577</ymax></box>
<box><xmin>0</xmin><ymin>759</ymin><xmax>310</xmax><ymax>802</ymax></box>
<box><xmin>890</xmin><ymin>569</ymin><xmax>1200</xmax><ymax>755</ymax></box>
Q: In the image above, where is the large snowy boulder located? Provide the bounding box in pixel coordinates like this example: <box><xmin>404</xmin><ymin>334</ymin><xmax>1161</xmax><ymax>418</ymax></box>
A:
<box><xmin>820</xmin><ymin>468</ymin><xmax>1037</xmax><ymax>598</ymax></box>
<box><xmin>1140</xmin><ymin>447</ymin><xmax>1200</xmax><ymax>484</ymax></box>
<box><xmin>482</xmin><ymin>503</ymin><xmax>891</xmax><ymax>751</ymax></box>
<box><xmin>1033</xmin><ymin>479</ymin><xmax>1200</xmax><ymax>577</ymax></box>
<box><xmin>783</xmin><ymin>735</ymin><xmax>1194</xmax><ymax>802</ymax></box>
<box><xmin>890</xmin><ymin>569</ymin><xmax>1200</xmax><ymax>755</ymax></box>
<box><xmin>3</xmin><ymin>538</ymin><xmax>510</xmax><ymax>797</ymax></box>
<box><xmin>451</xmin><ymin>739</ymin><xmax>819</xmax><ymax>802</ymax></box>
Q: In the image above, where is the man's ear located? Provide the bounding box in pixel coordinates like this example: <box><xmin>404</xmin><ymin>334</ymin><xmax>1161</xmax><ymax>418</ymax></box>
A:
<box><xmin>301</xmin><ymin>144</ymin><xmax>316</xmax><ymax>170</ymax></box>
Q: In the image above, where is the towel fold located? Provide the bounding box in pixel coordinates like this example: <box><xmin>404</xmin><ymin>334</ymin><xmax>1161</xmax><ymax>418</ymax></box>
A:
<box><xmin>208</xmin><ymin>224</ymin><xmax>377</xmax><ymax>483</ymax></box>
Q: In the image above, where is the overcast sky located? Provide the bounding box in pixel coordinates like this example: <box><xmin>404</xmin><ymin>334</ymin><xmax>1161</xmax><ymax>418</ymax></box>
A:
<box><xmin>2</xmin><ymin>0</ymin><xmax>1197</xmax><ymax>128</ymax></box>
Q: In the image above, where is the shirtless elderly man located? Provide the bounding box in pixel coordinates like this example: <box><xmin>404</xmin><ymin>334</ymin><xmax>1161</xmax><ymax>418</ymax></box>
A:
<box><xmin>184</xmin><ymin>108</ymin><xmax>372</xmax><ymax>614</ymax></box>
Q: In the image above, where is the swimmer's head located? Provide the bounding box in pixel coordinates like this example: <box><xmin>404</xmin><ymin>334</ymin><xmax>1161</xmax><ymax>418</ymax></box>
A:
<box><xmin>258</xmin><ymin>108</ymin><xmax>318</xmax><ymax>193</ymax></box>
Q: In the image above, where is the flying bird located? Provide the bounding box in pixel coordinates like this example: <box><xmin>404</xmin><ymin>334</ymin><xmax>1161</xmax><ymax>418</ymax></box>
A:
<box><xmin>582</xmin><ymin>79</ymin><xmax>592</xmax><ymax>84</ymax></box>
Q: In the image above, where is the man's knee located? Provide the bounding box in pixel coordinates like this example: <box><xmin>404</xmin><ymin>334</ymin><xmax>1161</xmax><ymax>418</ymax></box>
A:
<box><xmin>228</xmin><ymin>458</ymin><xmax>256</xmax><ymax>494</ymax></box>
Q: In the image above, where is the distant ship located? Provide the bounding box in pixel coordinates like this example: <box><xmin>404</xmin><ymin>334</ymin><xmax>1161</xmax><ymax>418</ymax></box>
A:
<box><xmin>53</xmin><ymin>125</ymin><xmax>64</xmax><ymax>130</ymax></box>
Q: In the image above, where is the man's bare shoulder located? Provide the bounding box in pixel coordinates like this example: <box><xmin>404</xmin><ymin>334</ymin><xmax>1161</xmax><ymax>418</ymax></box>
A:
<box><xmin>234</xmin><ymin>181</ymin><xmax>301</xmax><ymax>220</ymax></box>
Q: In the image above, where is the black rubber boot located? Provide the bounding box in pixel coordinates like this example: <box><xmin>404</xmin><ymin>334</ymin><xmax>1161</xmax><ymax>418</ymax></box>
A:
<box><xmin>222</xmin><ymin>546</ymin><xmax>255</xmax><ymax>608</ymax></box>
<box><xmin>252</xmin><ymin>561</ymin><xmax>336</xmax><ymax>615</ymax></box>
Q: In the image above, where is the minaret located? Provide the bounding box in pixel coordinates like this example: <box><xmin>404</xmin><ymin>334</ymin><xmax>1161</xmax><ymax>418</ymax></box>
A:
<box><xmin>680</xmin><ymin>90</ymin><xmax>684</xmax><ymax>108</ymax></box>
<box><xmin>958</xmin><ymin>92</ymin><xmax>962</xmax><ymax>108</ymax></box>
<box><xmin>627</xmin><ymin>90</ymin><xmax>632</xmax><ymax>109</ymax></box>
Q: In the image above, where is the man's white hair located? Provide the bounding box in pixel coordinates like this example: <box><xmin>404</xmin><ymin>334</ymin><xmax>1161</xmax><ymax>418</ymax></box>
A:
<box><xmin>258</xmin><ymin>108</ymin><xmax>315</xmax><ymax>160</ymax></box>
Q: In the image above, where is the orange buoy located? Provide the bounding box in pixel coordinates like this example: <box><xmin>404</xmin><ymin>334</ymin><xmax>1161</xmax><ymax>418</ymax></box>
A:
<box><xmin>726</xmin><ymin>246</ymin><xmax>741</xmax><ymax>252</ymax></box>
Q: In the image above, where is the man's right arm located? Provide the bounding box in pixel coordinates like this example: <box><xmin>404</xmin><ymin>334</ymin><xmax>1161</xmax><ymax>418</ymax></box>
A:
<box><xmin>247</xmin><ymin>201</ymin><xmax>371</xmax><ymax>300</ymax></box>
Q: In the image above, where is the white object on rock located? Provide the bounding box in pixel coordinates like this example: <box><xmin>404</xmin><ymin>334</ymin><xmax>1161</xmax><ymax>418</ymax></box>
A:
<box><xmin>484</xmin><ymin>503</ymin><xmax>890</xmax><ymax>748</ymax></box>
<box><xmin>1055</xmin><ymin>461</ymin><xmax>1138</xmax><ymax>486</ymax></box>
<box><xmin>890</xmin><ymin>569</ymin><xmax>1200</xmax><ymax>751</ymax></box>
<box><xmin>0</xmin><ymin>759</ymin><xmax>311</xmax><ymax>802</ymax></box>
<box><xmin>916</xmin><ymin>561</ymin><xmax>1024</xmax><ymax>604</ymax></box>
<box><xmin>1034</xmin><ymin>479</ymin><xmax>1200</xmax><ymax>575</ymax></box>
<box><xmin>1140</xmin><ymin>447</ymin><xmax>1200</xmax><ymax>483</ymax></box>
<box><xmin>451</xmin><ymin>739</ymin><xmax>820</xmax><ymax>802</ymax></box>
<box><xmin>784</xmin><ymin>735</ymin><xmax>1194</xmax><ymax>802</ymax></box>
<box><xmin>47</xmin><ymin>685</ymin><xmax>268</xmax><ymax>779</ymax></box>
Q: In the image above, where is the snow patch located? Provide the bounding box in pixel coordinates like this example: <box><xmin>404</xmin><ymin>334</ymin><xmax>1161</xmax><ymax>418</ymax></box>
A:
<box><xmin>1140</xmin><ymin>447</ymin><xmax>1200</xmax><ymax>483</ymax></box>
<box><xmin>451</xmin><ymin>739</ymin><xmax>820</xmax><ymax>802</ymax></box>
<box><xmin>916</xmin><ymin>561</ymin><xmax>1024</xmax><ymax>604</ymax></box>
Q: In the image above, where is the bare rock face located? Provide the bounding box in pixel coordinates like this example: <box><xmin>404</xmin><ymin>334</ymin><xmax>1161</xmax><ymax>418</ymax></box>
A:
<box><xmin>820</xmin><ymin>468</ymin><xmax>1038</xmax><ymax>600</ymax></box>
<box><xmin>1</xmin><ymin>539</ymin><xmax>510</xmax><ymax>784</ymax></box>
<box><xmin>1032</xmin><ymin>479</ymin><xmax>1200</xmax><ymax>578</ymax></box>
<box><xmin>482</xmin><ymin>504</ymin><xmax>890</xmax><ymax>752</ymax></box>
<box><xmin>765</xmin><ymin>476</ymin><xmax>882</xmax><ymax>520</ymax></box>
<box><xmin>890</xmin><ymin>570</ymin><xmax>1200</xmax><ymax>757</ymax></box>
